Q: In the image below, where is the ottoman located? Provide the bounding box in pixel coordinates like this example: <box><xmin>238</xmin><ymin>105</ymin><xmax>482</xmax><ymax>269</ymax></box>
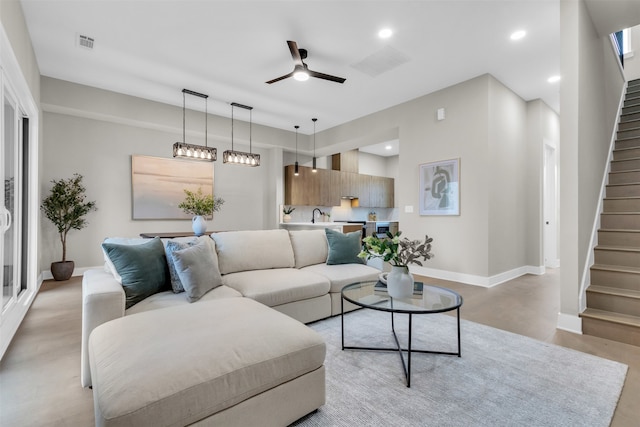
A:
<box><xmin>89</xmin><ymin>297</ymin><xmax>326</xmax><ymax>427</ymax></box>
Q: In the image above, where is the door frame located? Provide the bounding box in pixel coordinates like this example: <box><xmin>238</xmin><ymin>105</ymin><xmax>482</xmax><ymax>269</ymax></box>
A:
<box><xmin>543</xmin><ymin>139</ymin><xmax>559</xmax><ymax>268</ymax></box>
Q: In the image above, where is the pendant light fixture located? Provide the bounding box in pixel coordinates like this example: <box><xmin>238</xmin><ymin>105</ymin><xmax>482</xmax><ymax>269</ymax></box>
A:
<box><xmin>222</xmin><ymin>102</ymin><xmax>260</xmax><ymax>167</ymax></box>
<box><xmin>294</xmin><ymin>125</ymin><xmax>300</xmax><ymax>176</ymax></box>
<box><xmin>173</xmin><ymin>89</ymin><xmax>217</xmax><ymax>161</ymax></box>
<box><xmin>312</xmin><ymin>118</ymin><xmax>318</xmax><ymax>172</ymax></box>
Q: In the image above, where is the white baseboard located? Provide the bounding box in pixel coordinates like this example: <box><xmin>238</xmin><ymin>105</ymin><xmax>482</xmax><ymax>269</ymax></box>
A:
<box><xmin>41</xmin><ymin>265</ymin><xmax>102</xmax><ymax>281</ymax></box>
<box><xmin>557</xmin><ymin>312</ymin><xmax>583</xmax><ymax>334</ymax></box>
<box><xmin>409</xmin><ymin>265</ymin><xmax>545</xmax><ymax>288</ymax></box>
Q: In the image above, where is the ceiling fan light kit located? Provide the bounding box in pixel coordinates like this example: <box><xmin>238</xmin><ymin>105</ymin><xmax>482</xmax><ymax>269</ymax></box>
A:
<box><xmin>266</xmin><ymin>40</ymin><xmax>346</xmax><ymax>84</ymax></box>
<box><xmin>173</xmin><ymin>89</ymin><xmax>217</xmax><ymax>162</ymax></box>
<box><xmin>223</xmin><ymin>102</ymin><xmax>260</xmax><ymax>167</ymax></box>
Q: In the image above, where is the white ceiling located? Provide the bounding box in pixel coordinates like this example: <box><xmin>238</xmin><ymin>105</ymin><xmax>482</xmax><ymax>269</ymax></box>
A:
<box><xmin>21</xmin><ymin>0</ymin><xmax>562</xmax><ymax>136</ymax></box>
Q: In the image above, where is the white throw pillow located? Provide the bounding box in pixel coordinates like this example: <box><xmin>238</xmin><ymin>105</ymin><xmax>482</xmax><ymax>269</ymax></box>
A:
<box><xmin>289</xmin><ymin>230</ymin><xmax>329</xmax><ymax>268</ymax></box>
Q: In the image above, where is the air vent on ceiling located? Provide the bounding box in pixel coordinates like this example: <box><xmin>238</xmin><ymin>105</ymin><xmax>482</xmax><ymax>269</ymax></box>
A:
<box><xmin>78</xmin><ymin>34</ymin><xmax>94</xmax><ymax>50</ymax></box>
<box><xmin>350</xmin><ymin>45</ymin><xmax>410</xmax><ymax>78</ymax></box>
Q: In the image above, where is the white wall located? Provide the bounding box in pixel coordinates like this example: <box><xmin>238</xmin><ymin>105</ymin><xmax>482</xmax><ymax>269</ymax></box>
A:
<box><xmin>40</xmin><ymin>78</ymin><xmax>293</xmax><ymax>270</ymax></box>
<box><xmin>560</xmin><ymin>0</ymin><xmax>626</xmax><ymax>328</ymax></box>
<box><xmin>623</xmin><ymin>24</ymin><xmax>640</xmax><ymax>81</ymax></box>
<box><xmin>487</xmin><ymin>76</ymin><xmax>529</xmax><ymax>276</ymax></box>
<box><xmin>318</xmin><ymin>74</ymin><xmax>555</xmax><ymax>280</ymax></box>
<box><xmin>41</xmin><ymin>72</ymin><xmax>559</xmax><ymax>286</ymax></box>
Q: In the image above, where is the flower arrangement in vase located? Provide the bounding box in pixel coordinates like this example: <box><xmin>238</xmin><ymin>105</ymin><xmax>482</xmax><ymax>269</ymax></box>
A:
<box><xmin>178</xmin><ymin>187</ymin><xmax>225</xmax><ymax>236</ymax></box>
<box><xmin>359</xmin><ymin>231</ymin><xmax>434</xmax><ymax>298</ymax></box>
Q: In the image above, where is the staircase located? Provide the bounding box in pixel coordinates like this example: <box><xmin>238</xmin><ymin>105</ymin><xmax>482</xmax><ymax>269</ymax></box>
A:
<box><xmin>581</xmin><ymin>78</ymin><xmax>640</xmax><ymax>346</ymax></box>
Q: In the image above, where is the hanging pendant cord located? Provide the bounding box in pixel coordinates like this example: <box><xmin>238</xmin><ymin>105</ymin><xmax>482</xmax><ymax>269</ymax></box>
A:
<box><xmin>182</xmin><ymin>91</ymin><xmax>186</xmax><ymax>144</ymax></box>
<box><xmin>205</xmin><ymin>97</ymin><xmax>208</xmax><ymax>148</ymax></box>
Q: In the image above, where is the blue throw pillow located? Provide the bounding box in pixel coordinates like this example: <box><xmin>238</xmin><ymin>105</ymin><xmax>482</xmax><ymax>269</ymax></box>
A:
<box><xmin>325</xmin><ymin>228</ymin><xmax>366</xmax><ymax>265</ymax></box>
<box><xmin>165</xmin><ymin>239</ymin><xmax>198</xmax><ymax>293</ymax></box>
<box><xmin>101</xmin><ymin>237</ymin><xmax>169</xmax><ymax>309</ymax></box>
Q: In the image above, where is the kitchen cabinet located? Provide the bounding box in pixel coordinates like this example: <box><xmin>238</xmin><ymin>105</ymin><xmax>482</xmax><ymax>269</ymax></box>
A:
<box><xmin>285</xmin><ymin>165</ymin><xmax>394</xmax><ymax>207</ymax></box>
<box><xmin>370</xmin><ymin>176</ymin><xmax>395</xmax><ymax>208</ymax></box>
<box><xmin>285</xmin><ymin>165</ymin><xmax>335</xmax><ymax>206</ymax></box>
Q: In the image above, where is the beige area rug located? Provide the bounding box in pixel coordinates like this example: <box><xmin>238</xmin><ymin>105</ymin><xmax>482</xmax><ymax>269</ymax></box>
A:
<box><xmin>293</xmin><ymin>309</ymin><xmax>627</xmax><ymax>426</ymax></box>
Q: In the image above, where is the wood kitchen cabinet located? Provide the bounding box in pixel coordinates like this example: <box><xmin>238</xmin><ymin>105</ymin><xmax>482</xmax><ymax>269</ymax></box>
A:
<box><xmin>370</xmin><ymin>176</ymin><xmax>395</xmax><ymax>208</ymax></box>
<box><xmin>285</xmin><ymin>165</ymin><xmax>393</xmax><ymax>207</ymax></box>
<box><xmin>285</xmin><ymin>165</ymin><xmax>335</xmax><ymax>206</ymax></box>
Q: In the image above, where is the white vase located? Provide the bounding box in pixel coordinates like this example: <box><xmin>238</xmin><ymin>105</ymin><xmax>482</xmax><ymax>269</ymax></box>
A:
<box><xmin>283</xmin><ymin>214</ymin><xmax>292</xmax><ymax>223</ymax></box>
<box><xmin>192</xmin><ymin>215</ymin><xmax>207</xmax><ymax>236</ymax></box>
<box><xmin>387</xmin><ymin>265</ymin><xmax>414</xmax><ymax>299</ymax></box>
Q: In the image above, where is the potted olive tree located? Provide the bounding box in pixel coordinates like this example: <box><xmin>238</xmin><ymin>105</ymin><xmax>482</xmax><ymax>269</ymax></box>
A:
<box><xmin>41</xmin><ymin>174</ymin><xmax>97</xmax><ymax>281</ymax></box>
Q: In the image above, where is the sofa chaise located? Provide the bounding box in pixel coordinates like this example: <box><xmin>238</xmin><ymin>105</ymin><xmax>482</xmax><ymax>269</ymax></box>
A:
<box><xmin>82</xmin><ymin>228</ymin><xmax>380</xmax><ymax>426</ymax></box>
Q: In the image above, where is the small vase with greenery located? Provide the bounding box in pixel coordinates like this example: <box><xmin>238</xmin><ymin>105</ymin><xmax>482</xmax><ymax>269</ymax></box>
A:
<box><xmin>41</xmin><ymin>174</ymin><xmax>97</xmax><ymax>281</ymax></box>
<box><xmin>359</xmin><ymin>231</ymin><xmax>434</xmax><ymax>299</ymax></box>
<box><xmin>283</xmin><ymin>206</ymin><xmax>295</xmax><ymax>223</ymax></box>
<box><xmin>178</xmin><ymin>188</ymin><xmax>224</xmax><ymax>236</ymax></box>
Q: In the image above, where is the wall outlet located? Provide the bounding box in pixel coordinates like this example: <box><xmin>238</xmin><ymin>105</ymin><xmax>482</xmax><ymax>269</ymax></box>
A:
<box><xmin>437</xmin><ymin>108</ymin><xmax>445</xmax><ymax>121</ymax></box>
<box><xmin>404</xmin><ymin>205</ymin><xmax>414</xmax><ymax>213</ymax></box>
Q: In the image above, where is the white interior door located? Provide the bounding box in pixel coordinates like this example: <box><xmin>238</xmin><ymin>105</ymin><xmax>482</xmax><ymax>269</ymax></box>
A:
<box><xmin>543</xmin><ymin>142</ymin><xmax>559</xmax><ymax>268</ymax></box>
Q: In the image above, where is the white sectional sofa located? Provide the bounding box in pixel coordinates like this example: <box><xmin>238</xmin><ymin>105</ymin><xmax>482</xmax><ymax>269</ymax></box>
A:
<box><xmin>82</xmin><ymin>228</ymin><xmax>380</xmax><ymax>426</ymax></box>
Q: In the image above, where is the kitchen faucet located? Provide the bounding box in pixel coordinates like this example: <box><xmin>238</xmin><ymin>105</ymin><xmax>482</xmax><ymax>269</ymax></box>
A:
<box><xmin>311</xmin><ymin>208</ymin><xmax>323</xmax><ymax>223</ymax></box>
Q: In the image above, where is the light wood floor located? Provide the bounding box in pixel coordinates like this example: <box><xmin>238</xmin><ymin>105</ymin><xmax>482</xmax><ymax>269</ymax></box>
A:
<box><xmin>1</xmin><ymin>269</ymin><xmax>639</xmax><ymax>426</ymax></box>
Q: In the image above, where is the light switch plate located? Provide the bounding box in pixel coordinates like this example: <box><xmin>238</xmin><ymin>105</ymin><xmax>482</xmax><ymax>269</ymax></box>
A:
<box><xmin>404</xmin><ymin>205</ymin><xmax>414</xmax><ymax>213</ymax></box>
<box><xmin>437</xmin><ymin>108</ymin><xmax>445</xmax><ymax>121</ymax></box>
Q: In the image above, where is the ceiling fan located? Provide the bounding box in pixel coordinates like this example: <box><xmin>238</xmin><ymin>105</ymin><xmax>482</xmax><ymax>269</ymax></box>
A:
<box><xmin>266</xmin><ymin>40</ymin><xmax>346</xmax><ymax>85</ymax></box>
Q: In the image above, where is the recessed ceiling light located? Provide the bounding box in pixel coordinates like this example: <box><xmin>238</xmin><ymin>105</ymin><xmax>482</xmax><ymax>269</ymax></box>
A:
<box><xmin>547</xmin><ymin>75</ymin><xmax>561</xmax><ymax>83</ymax></box>
<box><xmin>378</xmin><ymin>28</ymin><xmax>393</xmax><ymax>39</ymax></box>
<box><xmin>385</xmin><ymin>145</ymin><xmax>392</xmax><ymax>150</ymax></box>
<box><xmin>510</xmin><ymin>30</ymin><xmax>526</xmax><ymax>41</ymax></box>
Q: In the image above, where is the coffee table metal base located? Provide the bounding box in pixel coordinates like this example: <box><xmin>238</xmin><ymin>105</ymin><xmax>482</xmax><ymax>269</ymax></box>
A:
<box><xmin>341</xmin><ymin>305</ymin><xmax>461</xmax><ymax>388</ymax></box>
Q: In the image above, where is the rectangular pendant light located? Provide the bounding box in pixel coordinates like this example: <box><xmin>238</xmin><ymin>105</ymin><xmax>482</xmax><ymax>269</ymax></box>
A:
<box><xmin>223</xmin><ymin>102</ymin><xmax>260</xmax><ymax>167</ymax></box>
<box><xmin>173</xmin><ymin>89</ymin><xmax>216</xmax><ymax>162</ymax></box>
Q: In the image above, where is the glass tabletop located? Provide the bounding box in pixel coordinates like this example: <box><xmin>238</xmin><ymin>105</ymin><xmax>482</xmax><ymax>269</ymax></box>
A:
<box><xmin>341</xmin><ymin>280</ymin><xmax>463</xmax><ymax>314</ymax></box>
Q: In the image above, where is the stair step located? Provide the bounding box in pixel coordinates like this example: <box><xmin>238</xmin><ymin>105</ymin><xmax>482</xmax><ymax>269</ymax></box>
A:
<box><xmin>594</xmin><ymin>245</ymin><xmax>640</xmax><ymax>267</ymax></box>
<box><xmin>620</xmin><ymin>111</ymin><xmax>640</xmax><ymax>123</ymax></box>
<box><xmin>590</xmin><ymin>264</ymin><xmax>640</xmax><ymax>290</ymax></box>
<box><xmin>600</xmin><ymin>212</ymin><xmax>640</xmax><ymax>229</ymax></box>
<box><xmin>603</xmin><ymin>197</ymin><xmax>640</xmax><ymax>212</ymax></box>
<box><xmin>581</xmin><ymin>308</ymin><xmax>640</xmax><ymax>346</ymax></box>
<box><xmin>617</xmin><ymin>127</ymin><xmax>640</xmax><ymax>139</ymax></box>
<box><xmin>599</xmin><ymin>229</ymin><xmax>640</xmax><ymax>247</ymax></box>
<box><xmin>616</xmin><ymin>137</ymin><xmax>640</xmax><ymax>150</ymax></box>
<box><xmin>609</xmin><ymin>169</ymin><xmax>640</xmax><ymax>184</ymax></box>
<box><xmin>587</xmin><ymin>286</ymin><xmax>640</xmax><ymax>317</ymax></box>
<box><xmin>611</xmin><ymin>157</ymin><xmax>640</xmax><ymax>172</ymax></box>
<box><xmin>623</xmin><ymin>97</ymin><xmax>640</xmax><ymax>108</ymax></box>
<box><xmin>627</xmin><ymin>87</ymin><xmax>640</xmax><ymax>97</ymax></box>
<box><xmin>613</xmin><ymin>147</ymin><xmax>640</xmax><ymax>160</ymax></box>
<box><xmin>622</xmin><ymin>103</ymin><xmax>640</xmax><ymax>115</ymax></box>
<box><xmin>606</xmin><ymin>183</ymin><xmax>640</xmax><ymax>197</ymax></box>
<box><xmin>618</xmin><ymin>119</ymin><xmax>640</xmax><ymax>131</ymax></box>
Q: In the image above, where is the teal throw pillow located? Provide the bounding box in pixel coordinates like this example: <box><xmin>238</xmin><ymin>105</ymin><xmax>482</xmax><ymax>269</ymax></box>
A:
<box><xmin>171</xmin><ymin>239</ymin><xmax>223</xmax><ymax>303</ymax></box>
<box><xmin>325</xmin><ymin>228</ymin><xmax>366</xmax><ymax>265</ymax></box>
<box><xmin>101</xmin><ymin>237</ymin><xmax>169</xmax><ymax>309</ymax></box>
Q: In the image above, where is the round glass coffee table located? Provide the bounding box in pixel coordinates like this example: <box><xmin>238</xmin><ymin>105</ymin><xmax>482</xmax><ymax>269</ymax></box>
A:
<box><xmin>341</xmin><ymin>280</ymin><xmax>463</xmax><ymax>387</ymax></box>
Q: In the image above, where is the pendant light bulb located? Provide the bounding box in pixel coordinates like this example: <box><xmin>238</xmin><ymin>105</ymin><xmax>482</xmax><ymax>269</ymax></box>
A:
<box><xmin>312</xmin><ymin>118</ymin><xmax>318</xmax><ymax>172</ymax></box>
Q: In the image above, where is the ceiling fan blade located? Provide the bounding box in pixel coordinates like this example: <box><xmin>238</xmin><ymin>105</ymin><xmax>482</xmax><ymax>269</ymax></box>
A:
<box><xmin>266</xmin><ymin>71</ymin><xmax>294</xmax><ymax>84</ymax></box>
<box><xmin>287</xmin><ymin>40</ymin><xmax>304</xmax><ymax>67</ymax></box>
<box><xmin>308</xmin><ymin>69</ymin><xmax>346</xmax><ymax>84</ymax></box>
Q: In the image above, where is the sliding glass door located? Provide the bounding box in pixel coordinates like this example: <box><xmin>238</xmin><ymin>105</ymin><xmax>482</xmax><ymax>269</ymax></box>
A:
<box><xmin>1</xmin><ymin>83</ymin><xmax>24</xmax><ymax>312</ymax></box>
